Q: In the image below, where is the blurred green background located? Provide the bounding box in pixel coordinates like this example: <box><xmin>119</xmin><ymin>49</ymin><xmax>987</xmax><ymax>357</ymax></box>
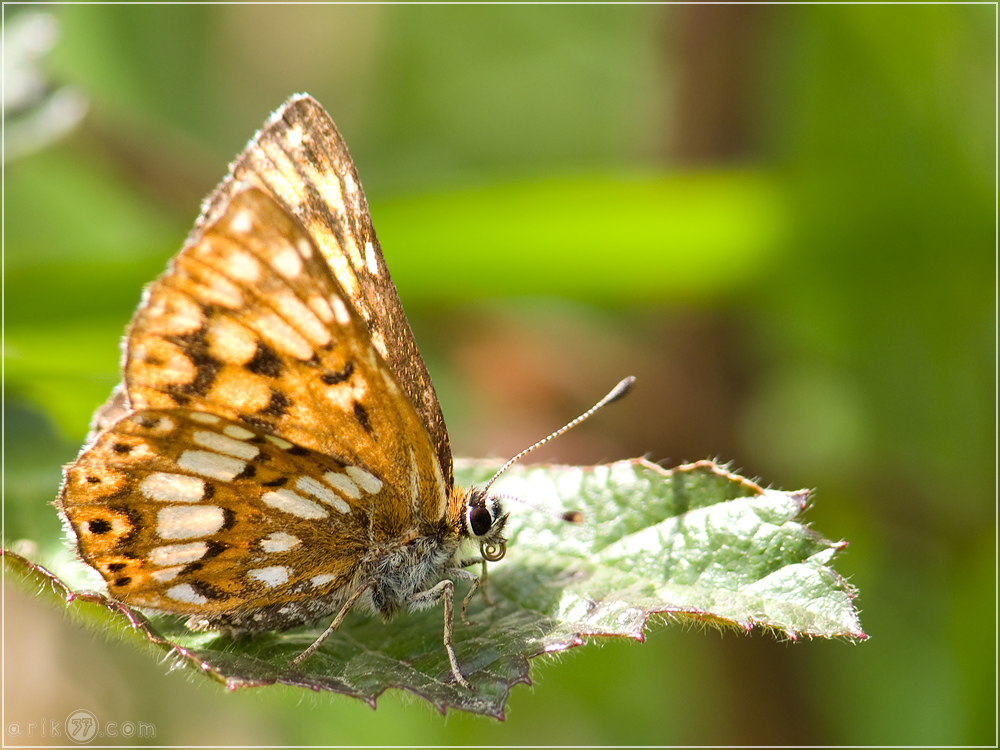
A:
<box><xmin>3</xmin><ymin>4</ymin><xmax>993</xmax><ymax>745</ymax></box>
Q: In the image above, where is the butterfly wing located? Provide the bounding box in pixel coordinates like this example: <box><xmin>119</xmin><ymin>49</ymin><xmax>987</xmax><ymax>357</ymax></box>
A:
<box><xmin>60</xmin><ymin>407</ymin><xmax>376</xmax><ymax>629</ymax></box>
<box><xmin>124</xmin><ymin>187</ymin><xmax>449</xmax><ymax>524</ymax></box>
<box><xmin>191</xmin><ymin>95</ymin><xmax>453</xmax><ymax>487</ymax></box>
<box><xmin>60</xmin><ymin>187</ymin><xmax>455</xmax><ymax>625</ymax></box>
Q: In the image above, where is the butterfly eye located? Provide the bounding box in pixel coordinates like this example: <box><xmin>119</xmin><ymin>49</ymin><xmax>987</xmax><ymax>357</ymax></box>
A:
<box><xmin>468</xmin><ymin>505</ymin><xmax>493</xmax><ymax>537</ymax></box>
<box><xmin>464</xmin><ymin>490</ymin><xmax>507</xmax><ymax>545</ymax></box>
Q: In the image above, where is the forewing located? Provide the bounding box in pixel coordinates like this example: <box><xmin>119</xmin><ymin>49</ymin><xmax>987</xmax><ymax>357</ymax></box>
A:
<box><xmin>124</xmin><ymin>187</ymin><xmax>448</xmax><ymax>526</ymax></box>
<box><xmin>59</xmin><ymin>408</ymin><xmax>381</xmax><ymax>625</ymax></box>
<box><xmin>193</xmin><ymin>95</ymin><xmax>453</xmax><ymax>486</ymax></box>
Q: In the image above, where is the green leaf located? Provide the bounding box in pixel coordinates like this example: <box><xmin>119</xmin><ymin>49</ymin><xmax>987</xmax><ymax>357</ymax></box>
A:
<box><xmin>5</xmin><ymin>458</ymin><xmax>864</xmax><ymax>719</ymax></box>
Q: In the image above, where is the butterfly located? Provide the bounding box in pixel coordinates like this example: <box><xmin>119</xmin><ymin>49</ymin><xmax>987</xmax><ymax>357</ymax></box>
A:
<box><xmin>57</xmin><ymin>94</ymin><xmax>633</xmax><ymax>690</ymax></box>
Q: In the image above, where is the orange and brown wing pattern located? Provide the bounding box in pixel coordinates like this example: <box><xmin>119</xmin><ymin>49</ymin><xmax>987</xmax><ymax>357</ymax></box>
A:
<box><xmin>192</xmin><ymin>95</ymin><xmax>453</xmax><ymax>488</ymax></box>
<box><xmin>123</xmin><ymin>187</ymin><xmax>448</xmax><ymax>527</ymax></box>
<box><xmin>60</xmin><ymin>407</ymin><xmax>379</xmax><ymax>628</ymax></box>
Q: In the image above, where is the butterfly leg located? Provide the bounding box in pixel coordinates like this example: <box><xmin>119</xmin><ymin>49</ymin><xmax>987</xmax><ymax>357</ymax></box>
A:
<box><xmin>456</xmin><ymin>556</ymin><xmax>497</xmax><ymax>608</ymax></box>
<box><xmin>409</xmin><ymin>579</ymin><xmax>473</xmax><ymax>690</ymax></box>
<box><xmin>290</xmin><ymin>580</ymin><xmax>374</xmax><ymax>667</ymax></box>
<box><xmin>457</xmin><ymin>557</ymin><xmax>500</xmax><ymax>625</ymax></box>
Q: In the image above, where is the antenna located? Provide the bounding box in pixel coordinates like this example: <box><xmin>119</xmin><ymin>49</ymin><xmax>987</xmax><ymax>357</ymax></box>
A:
<box><xmin>482</xmin><ymin>376</ymin><xmax>636</xmax><ymax>494</ymax></box>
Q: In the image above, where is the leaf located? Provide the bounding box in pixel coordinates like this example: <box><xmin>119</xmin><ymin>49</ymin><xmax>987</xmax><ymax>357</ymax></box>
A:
<box><xmin>5</xmin><ymin>458</ymin><xmax>865</xmax><ymax>719</ymax></box>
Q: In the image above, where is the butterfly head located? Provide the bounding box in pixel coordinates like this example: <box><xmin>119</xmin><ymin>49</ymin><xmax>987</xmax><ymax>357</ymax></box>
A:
<box><xmin>463</xmin><ymin>488</ymin><xmax>509</xmax><ymax>562</ymax></box>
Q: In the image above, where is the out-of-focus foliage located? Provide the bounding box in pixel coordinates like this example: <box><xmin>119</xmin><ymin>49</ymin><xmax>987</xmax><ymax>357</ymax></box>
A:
<box><xmin>3</xmin><ymin>4</ymin><xmax>992</xmax><ymax>745</ymax></box>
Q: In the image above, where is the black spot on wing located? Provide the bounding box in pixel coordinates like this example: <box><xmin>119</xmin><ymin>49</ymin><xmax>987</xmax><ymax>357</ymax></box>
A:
<box><xmin>167</xmin><ymin>321</ymin><xmax>223</xmax><ymax>397</ymax></box>
<box><xmin>220</xmin><ymin>507</ymin><xmax>237</xmax><ymax>532</ymax></box>
<box><xmin>189</xmin><ymin>580</ymin><xmax>229</xmax><ymax>601</ymax></box>
<box><xmin>234</xmin><ymin>463</ymin><xmax>257</xmax><ymax>481</ymax></box>
<box><xmin>88</xmin><ymin>518</ymin><xmax>112</xmax><ymax>534</ymax></box>
<box><xmin>204</xmin><ymin>540</ymin><xmax>228</xmax><ymax>559</ymax></box>
<box><xmin>321</xmin><ymin>361</ymin><xmax>354</xmax><ymax>385</ymax></box>
<box><xmin>245</xmin><ymin>341</ymin><xmax>283</xmax><ymax>378</ymax></box>
<box><xmin>259</xmin><ymin>388</ymin><xmax>291</xmax><ymax>417</ymax></box>
<box><xmin>238</xmin><ymin>414</ymin><xmax>272</xmax><ymax>431</ymax></box>
<box><xmin>353</xmin><ymin>401</ymin><xmax>372</xmax><ymax>434</ymax></box>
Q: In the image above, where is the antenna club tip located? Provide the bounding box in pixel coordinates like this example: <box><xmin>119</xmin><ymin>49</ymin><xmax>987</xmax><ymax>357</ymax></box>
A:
<box><xmin>607</xmin><ymin>375</ymin><xmax>637</xmax><ymax>403</ymax></box>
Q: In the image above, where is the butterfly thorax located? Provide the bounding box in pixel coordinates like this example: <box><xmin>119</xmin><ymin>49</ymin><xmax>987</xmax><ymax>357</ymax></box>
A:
<box><xmin>363</xmin><ymin>531</ymin><xmax>462</xmax><ymax>619</ymax></box>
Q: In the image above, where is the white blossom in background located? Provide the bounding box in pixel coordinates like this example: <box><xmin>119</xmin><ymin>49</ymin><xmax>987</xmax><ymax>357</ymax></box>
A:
<box><xmin>3</xmin><ymin>10</ymin><xmax>87</xmax><ymax>162</ymax></box>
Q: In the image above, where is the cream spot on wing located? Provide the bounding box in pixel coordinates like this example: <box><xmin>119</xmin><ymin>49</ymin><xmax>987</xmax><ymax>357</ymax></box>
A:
<box><xmin>324</xmin><ymin>377</ymin><xmax>367</xmax><ymax>412</ymax></box>
<box><xmin>364</xmin><ymin>240</ymin><xmax>379</xmax><ymax>276</ymax></box>
<box><xmin>188</xmin><ymin>412</ymin><xmax>221</xmax><ymax>425</ymax></box>
<box><xmin>192</xmin><ymin>430</ymin><xmax>259</xmax><ymax>460</ymax></box>
<box><xmin>323</xmin><ymin>470</ymin><xmax>360</xmax><ymax>500</ymax></box>
<box><xmin>379</xmin><ymin>366</ymin><xmax>401</xmax><ymax>396</ymax></box>
<box><xmin>146</xmin><ymin>416</ymin><xmax>175</xmax><ymax>433</ymax></box>
<box><xmin>298</xmin><ymin>159</ymin><xmax>345</xmax><ymax>216</ymax></box>
<box><xmin>167</xmin><ymin>583</ymin><xmax>208</xmax><ymax>604</ymax></box>
<box><xmin>430</xmin><ymin>455</ymin><xmax>448</xmax><ymax>518</ymax></box>
<box><xmin>311</xmin><ymin>573</ymin><xmax>336</xmax><ymax>587</ymax></box>
<box><xmin>344</xmin><ymin>172</ymin><xmax>356</xmax><ymax>196</ymax></box>
<box><xmin>195</xmin><ymin>273</ymin><xmax>243</xmax><ymax>309</ymax></box>
<box><xmin>146</xmin><ymin>293</ymin><xmax>203</xmax><ymax>336</ymax></box>
<box><xmin>345</xmin><ymin>465</ymin><xmax>383</xmax><ymax>494</ymax></box>
<box><xmin>260</xmin><ymin>531</ymin><xmax>300</xmax><ymax>553</ymax></box>
<box><xmin>330</xmin><ymin>294</ymin><xmax>351</xmax><ymax>327</ymax></box>
<box><xmin>307</xmin><ymin>294</ymin><xmax>333</xmax><ymax>323</ymax></box>
<box><xmin>206</xmin><ymin>370</ymin><xmax>272</xmax><ymax>414</ymax></box>
<box><xmin>221</xmin><ymin>249</ymin><xmax>262</xmax><ymax>283</ymax></box>
<box><xmin>348</xmin><ymin>234</ymin><xmax>365</xmax><ymax>267</ymax></box>
<box><xmin>140</xmin><ymin>473</ymin><xmax>206</xmax><ymax>503</ymax></box>
<box><xmin>255</xmin><ymin>312</ymin><xmax>314</xmax><ymax>360</ymax></box>
<box><xmin>324</xmin><ymin>247</ymin><xmax>361</xmax><ymax>298</ymax></box>
<box><xmin>222</xmin><ymin>424</ymin><xmax>256</xmax><ymax>441</ymax></box>
<box><xmin>125</xmin><ymin>442</ymin><xmax>155</xmax><ymax>460</ymax></box>
<box><xmin>270</xmin><ymin>244</ymin><xmax>303</xmax><ymax>279</ymax></box>
<box><xmin>151</xmin><ymin>566</ymin><xmax>183</xmax><ymax>583</ymax></box>
<box><xmin>207</xmin><ymin>317</ymin><xmax>258</xmax><ymax>364</ymax></box>
<box><xmin>271</xmin><ymin>290</ymin><xmax>330</xmax><ymax>348</ymax></box>
<box><xmin>297</xmin><ymin>476</ymin><xmax>351</xmax><ymax>514</ymax></box>
<box><xmin>371</xmin><ymin>330</ymin><xmax>388</xmax><ymax>360</ymax></box>
<box><xmin>149</xmin><ymin>542</ymin><xmax>208</xmax><ymax>566</ymax></box>
<box><xmin>265</xmin><ymin>435</ymin><xmax>294</xmax><ymax>450</ymax></box>
<box><xmin>248</xmin><ymin>565</ymin><xmax>289</xmax><ymax>588</ymax></box>
<box><xmin>177</xmin><ymin>450</ymin><xmax>247</xmax><ymax>481</ymax></box>
<box><xmin>407</xmin><ymin>446</ymin><xmax>420</xmax><ymax>511</ymax></box>
<box><xmin>157</xmin><ymin>505</ymin><xmax>225</xmax><ymax>540</ymax></box>
<box><xmin>286</xmin><ymin>126</ymin><xmax>303</xmax><ymax>148</ymax></box>
<box><xmin>261</xmin><ymin>489</ymin><xmax>327</xmax><ymax>519</ymax></box>
<box><xmin>132</xmin><ymin>341</ymin><xmax>197</xmax><ymax>387</ymax></box>
<box><xmin>230</xmin><ymin>208</ymin><xmax>254</xmax><ymax>234</ymax></box>
<box><xmin>296</xmin><ymin>238</ymin><xmax>313</xmax><ymax>259</ymax></box>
